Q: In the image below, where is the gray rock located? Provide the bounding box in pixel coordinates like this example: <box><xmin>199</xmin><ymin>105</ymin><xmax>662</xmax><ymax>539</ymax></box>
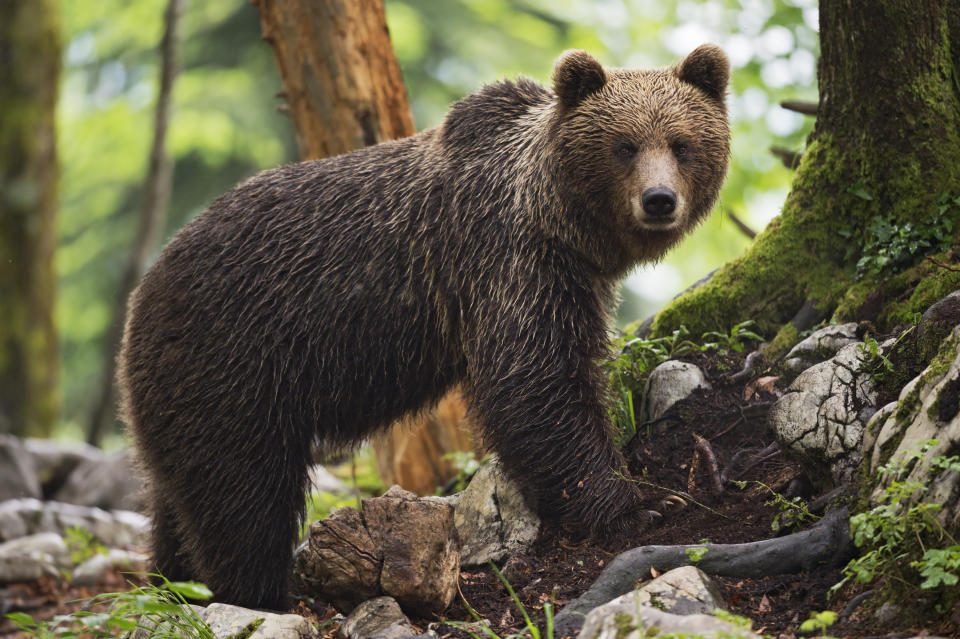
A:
<box><xmin>454</xmin><ymin>461</ymin><xmax>539</xmax><ymax>566</ymax></box>
<box><xmin>769</xmin><ymin>342</ymin><xmax>877</xmax><ymax>487</ymax></box>
<box><xmin>72</xmin><ymin>548</ymin><xmax>148</xmax><ymax>586</ymax></box>
<box><xmin>129</xmin><ymin>605</ymin><xmax>208</xmax><ymax>639</ymax></box>
<box><xmin>0</xmin><ymin>435</ymin><xmax>42</xmax><ymax>501</ymax></box>
<box><xmin>578</xmin><ymin>603</ymin><xmax>759</xmax><ymax>639</ymax></box>
<box><xmin>863</xmin><ymin>325</ymin><xmax>960</xmax><ymax>532</ymax></box>
<box><xmin>0</xmin><ymin>532</ymin><xmax>68</xmax><ymax>583</ymax></box>
<box><xmin>203</xmin><ymin>603</ymin><xmax>318</xmax><ymax>639</ymax></box>
<box><xmin>620</xmin><ymin>566</ymin><xmax>725</xmax><ymax>615</ymax></box>
<box><xmin>23</xmin><ymin>437</ymin><xmax>103</xmax><ymax>498</ymax></box>
<box><xmin>0</xmin><ymin>498</ymin><xmax>148</xmax><ymax>547</ymax></box>
<box><xmin>342</xmin><ymin>597</ymin><xmax>415</xmax><ymax>639</ymax></box>
<box><xmin>54</xmin><ymin>447</ymin><xmax>143</xmax><ymax>512</ymax></box>
<box><xmin>645</xmin><ymin>360</ymin><xmax>711</xmax><ymax>422</ymax></box>
<box><xmin>297</xmin><ymin>486</ymin><xmax>459</xmax><ymax>615</ymax></box>
<box><xmin>874</xmin><ymin>601</ymin><xmax>901</xmax><ymax>625</ymax></box>
<box><xmin>783</xmin><ymin>322</ymin><xmax>859</xmax><ymax>373</ymax></box>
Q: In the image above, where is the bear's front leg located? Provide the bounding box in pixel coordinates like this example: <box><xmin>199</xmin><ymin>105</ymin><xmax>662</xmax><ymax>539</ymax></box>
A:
<box><xmin>463</xmin><ymin>284</ymin><xmax>649</xmax><ymax>536</ymax></box>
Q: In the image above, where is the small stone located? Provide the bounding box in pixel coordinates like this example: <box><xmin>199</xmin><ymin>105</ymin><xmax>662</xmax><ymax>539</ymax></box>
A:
<box><xmin>72</xmin><ymin>548</ymin><xmax>148</xmax><ymax>586</ymax></box>
<box><xmin>203</xmin><ymin>603</ymin><xmax>318</xmax><ymax>639</ymax></box>
<box><xmin>645</xmin><ymin>360</ymin><xmax>711</xmax><ymax>422</ymax></box>
<box><xmin>0</xmin><ymin>532</ymin><xmax>68</xmax><ymax>583</ymax></box>
<box><xmin>783</xmin><ymin>323</ymin><xmax>859</xmax><ymax>374</ymax></box>
<box><xmin>628</xmin><ymin>566</ymin><xmax>725</xmax><ymax>615</ymax></box>
<box><xmin>874</xmin><ymin>602</ymin><xmax>901</xmax><ymax>625</ymax></box>
<box><xmin>342</xmin><ymin>597</ymin><xmax>416</xmax><ymax>639</ymax></box>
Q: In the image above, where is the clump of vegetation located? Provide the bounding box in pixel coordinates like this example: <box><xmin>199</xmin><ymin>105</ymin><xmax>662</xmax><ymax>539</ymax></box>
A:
<box><xmin>833</xmin><ymin>440</ymin><xmax>960</xmax><ymax>615</ymax></box>
<box><xmin>4</xmin><ymin>575</ymin><xmax>215</xmax><ymax>638</ymax></box>
<box><xmin>843</xmin><ymin>191</ymin><xmax>958</xmax><ymax>280</ymax></box>
<box><xmin>446</xmin><ymin>562</ymin><xmax>555</xmax><ymax>639</ymax></box>
<box><xmin>605</xmin><ymin>321</ymin><xmax>762</xmax><ymax>446</ymax></box>
<box><xmin>63</xmin><ymin>526</ymin><xmax>107</xmax><ymax>565</ymax></box>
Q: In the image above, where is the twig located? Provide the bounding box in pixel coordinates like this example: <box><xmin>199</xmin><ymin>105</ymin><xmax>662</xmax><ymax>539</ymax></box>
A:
<box><xmin>770</xmin><ymin>145</ymin><xmax>802</xmax><ymax>169</ymax></box>
<box><xmin>725</xmin><ymin>350</ymin><xmax>763</xmax><ymax>384</ymax></box>
<box><xmin>925</xmin><ymin>255</ymin><xmax>960</xmax><ymax>272</ymax></box>
<box><xmin>780</xmin><ymin>99</ymin><xmax>818</xmax><ymax>115</ymax></box>
<box><xmin>724</xmin><ymin>208</ymin><xmax>757</xmax><ymax>239</ymax></box>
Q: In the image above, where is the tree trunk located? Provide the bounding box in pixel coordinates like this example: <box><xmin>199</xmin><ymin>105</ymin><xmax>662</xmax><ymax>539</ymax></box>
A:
<box><xmin>255</xmin><ymin>0</ymin><xmax>473</xmax><ymax>494</ymax></box>
<box><xmin>0</xmin><ymin>0</ymin><xmax>60</xmax><ymax>438</ymax></box>
<box><xmin>87</xmin><ymin>0</ymin><xmax>184</xmax><ymax>446</ymax></box>
<box><xmin>651</xmin><ymin>1</ymin><xmax>960</xmax><ymax>353</ymax></box>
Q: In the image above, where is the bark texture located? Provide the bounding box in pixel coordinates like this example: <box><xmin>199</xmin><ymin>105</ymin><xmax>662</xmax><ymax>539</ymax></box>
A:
<box><xmin>652</xmin><ymin>1</ymin><xmax>960</xmax><ymax>351</ymax></box>
<box><xmin>254</xmin><ymin>0</ymin><xmax>415</xmax><ymax>160</ymax></box>
<box><xmin>88</xmin><ymin>0</ymin><xmax>184</xmax><ymax>446</ymax></box>
<box><xmin>0</xmin><ymin>0</ymin><xmax>60</xmax><ymax>437</ymax></box>
<box><xmin>255</xmin><ymin>0</ymin><xmax>472</xmax><ymax>493</ymax></box>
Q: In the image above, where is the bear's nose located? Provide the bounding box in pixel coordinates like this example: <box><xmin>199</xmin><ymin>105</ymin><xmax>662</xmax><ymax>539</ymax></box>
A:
<box><xmin>641</xmin><ymin>188</ymin><xmax>677</xmax><ymax>217</ymax></box>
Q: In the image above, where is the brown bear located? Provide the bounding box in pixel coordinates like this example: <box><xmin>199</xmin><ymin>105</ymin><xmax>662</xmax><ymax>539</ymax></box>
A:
<box><xmin>118</xmin><ymin>45</ymin><xmax>730</xmax><ymax>610</ymax></box>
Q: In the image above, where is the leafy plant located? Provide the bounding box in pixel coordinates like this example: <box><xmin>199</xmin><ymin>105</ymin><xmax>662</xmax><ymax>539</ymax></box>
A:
<box><xmin>799</xmin><ymin>609</ymin><xmax>838</xmax><ymax>636</ymax></box>
<box><xmin>832</xmin><ymin>440</ymin><xmax>960</xmax><ymax>603</ymax></box>
<box><xmin>732</xmin><ymin>480</ymin><xmax>819</xmax><ymax>533</ymax></box>
<box><xmin>848</xmin><ymin>192</ymin><xmax>957</xmax><ymax>279</ymax></box>
<box><xmin>63</xmin><ymin>526</ymin><xmax>107</xmax><ymax>565</ymax></box>
<box><xmin>4</xmin><ymin>575</ymin><xmax>215</xmax><ymax>638</ymax></box>
<box><xmin>701</xmin><ymin>320</ymin><xmax>763</xmax><ymax>354</ymax></box>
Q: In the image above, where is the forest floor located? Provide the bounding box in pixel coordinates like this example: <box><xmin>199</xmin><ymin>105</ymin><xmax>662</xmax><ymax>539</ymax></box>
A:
<box><xmin>3</xmin><ymin>351</ymin><xmax>959</xmax><ymax>638</ymax></box>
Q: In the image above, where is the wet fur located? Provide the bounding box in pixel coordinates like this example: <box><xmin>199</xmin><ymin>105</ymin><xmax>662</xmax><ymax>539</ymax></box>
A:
<box><xmin>119</xmin><ymin>47</ymin><xmax>730</xmax><ymax>609</ymax></box>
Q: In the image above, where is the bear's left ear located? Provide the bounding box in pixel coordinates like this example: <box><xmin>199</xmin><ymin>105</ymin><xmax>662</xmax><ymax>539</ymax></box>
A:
<box><xmin>553</xmin><ymin>50</ymin><xmax>607</xmax><ymax>111</ymax></box>
<box><xmin>676</xmin><ymin>44</ymin><xmax>730</xmax><ymax>101</ymax></box>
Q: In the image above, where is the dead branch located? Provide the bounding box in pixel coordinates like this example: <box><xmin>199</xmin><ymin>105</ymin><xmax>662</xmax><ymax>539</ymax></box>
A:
<box><xmin>926</xmin><ymin>255</ymin><xmax>960</xmax><ymax>272</ymax></box>
<box><xmin>780</xmin><ymin>100</ymin><xmax>818</xmax><ymax>115</ymax></box>
<box><xmin>724</xmin><ymin>208</ymin><xmax>757</xmax><ymax>239</ymax></box>
<box><xmin>688</xmin><ymin>433</ymin><xmax>724</xmax><ymax>494</ymax></box>
<box><xmin>553</xmin><ymin>508</ymin><xmax>851</xmax><ymax>637</ymax></box>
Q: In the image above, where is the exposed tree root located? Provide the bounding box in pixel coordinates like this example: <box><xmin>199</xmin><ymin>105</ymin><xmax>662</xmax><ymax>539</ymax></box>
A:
<box><xmin>553</xmin><ymin>508</ymin><xmax>851</xmax><ymax>637</ymax></box>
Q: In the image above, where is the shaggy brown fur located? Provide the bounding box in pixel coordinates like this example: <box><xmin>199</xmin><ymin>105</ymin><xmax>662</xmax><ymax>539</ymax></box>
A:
<box><xmin>119</xmin><ymin>45</ymin><xmax>730</xmax><ymax>610</ymax></box>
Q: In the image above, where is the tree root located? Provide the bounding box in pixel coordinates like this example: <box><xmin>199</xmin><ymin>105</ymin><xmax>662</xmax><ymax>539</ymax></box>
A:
<box><xmin>553</xmin><ymin>508</ymin><xmax>851</xmax><ymax>637</ymax></box>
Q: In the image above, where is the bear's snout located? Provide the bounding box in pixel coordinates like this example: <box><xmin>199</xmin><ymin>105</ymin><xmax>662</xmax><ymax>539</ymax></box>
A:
<box><xmin>641</xmin><ymin>187</ymin><xmax>677</xmax><ymax>218</ymax></box>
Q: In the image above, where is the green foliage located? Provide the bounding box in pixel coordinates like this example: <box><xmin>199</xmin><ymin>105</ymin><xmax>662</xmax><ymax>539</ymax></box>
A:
<box><xmin>605</xmin><ymin>322</ymin><xmax>762</xmax><ymax>446</ymax></box>
<box><xmin>684</xmin><ymin>546</ymin><xmax>708</xmax><ymax>562</ymax></box>
<box><xmin>710</xmin><ymin>609</ymin><xmax>753</xmax><ymax>630</ymax></box>
<box><xmin>4</xmin><ymin>574</ymin><xmax>214</xmax><ymax>638</ymax></box>
<box><xmin>63</xmin><ymin>526</ymin><xmax>107</xmax><ymax>565</ymax></box>
<box><xmin>442</xmin><ymin>451</ymin><xmax>488</xmax><ymax>494</ymax></box>
<box><xmin>732</xmin><ymin>480</ymin><xmax>819</xmax><ymax>533</ymax></box>
<box><xmin>798</xmin><ymin>610</ymin><xmax>838</xmax><ymax>636</ymax></box>
<box><xmin>446</xmin><ymin>562</ymin><xmax>555</xmax><ymax>639</ymax></box>
<box><xmin>846</xmin><ymin>192</ymin><xmax>958</xmax><ymax>280</ymax></box>
<box><xmin>832</xmin><ymin>440</ymin><xmax>960</xmax><ymax>607</ymax></box>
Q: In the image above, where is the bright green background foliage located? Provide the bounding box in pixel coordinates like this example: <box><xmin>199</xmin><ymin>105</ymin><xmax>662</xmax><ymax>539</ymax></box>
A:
<box><xmin>55</xmin><ymin>0</ymin><xmax>817</xmax><ymax>439</ymax></box>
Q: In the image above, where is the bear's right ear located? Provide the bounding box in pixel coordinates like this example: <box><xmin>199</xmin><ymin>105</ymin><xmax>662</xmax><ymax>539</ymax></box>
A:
<box><xmin>553</xmin><ymin>50</ymin><xmax>607</xmax><ymax>111</ymax></box>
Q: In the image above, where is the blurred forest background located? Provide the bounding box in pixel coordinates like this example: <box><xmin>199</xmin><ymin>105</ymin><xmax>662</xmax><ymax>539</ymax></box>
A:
<box><xmin>20</xmin><ymin>0</ymin><xmax>819</xmax><ymax>444</ymax></box>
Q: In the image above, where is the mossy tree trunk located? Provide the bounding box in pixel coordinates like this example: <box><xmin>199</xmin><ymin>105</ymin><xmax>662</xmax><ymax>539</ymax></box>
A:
<box><xmin>652</xmin><ymin>1</ymin><xmax>960</xmax><ymax>353</ymax></box>
<box><xmin>255</xmin><ymin>0</ymin><xmax>474</xmax><ymax>495</ymax></box>
<box><xmin>0</xmin><ymin>0</ymin><xmax>60</xmax><ymax>437</ymax></box>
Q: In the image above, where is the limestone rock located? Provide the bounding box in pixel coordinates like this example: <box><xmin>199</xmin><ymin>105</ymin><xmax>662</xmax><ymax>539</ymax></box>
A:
<box><xmin>341</xmin><ymin>597</ymin><xmax>416</xmax><ymax>639</ymax></box>
<box><xmin>72</xmin><ymin>548</ymin><xmax>148</xmax><ymax>586</ymax></box>
<box><xmin>0</xmin><ymin>532</ymin><xmax>68</xmax><ymax>583</ymax></box>
<box><xmin>203</xmin><ymin>603</ymin><xmax>318</xmax><ymax>639</ymax></box>
<box><xmin>783</xmin><ymin>322</ymin><xmax>859</xmax><ymax>374</ymax></box>
<box><xmin>622</xmin><ymin>566</ymin><xmax>725</xmax><ymax>615</ymax></box>
<box><xmin>769</xmin><ymin>342</ymin><xmax>877</xmax><ymax>487</ymax></box>
<box><xmin>0</xmin><ymin>498</ymin><xmax>147</xmax><ymax>547</ymax></box>
<box><xmin>54</xmin><ymin>448</ymin><xmax>143</xmax><ymax>512</ymax></box>
<box><xmin>578</xmin><ymin>603</ymin><xmax>760</xmax><ymax>639</ymax></box>
<box><xmin>23</xmin><ymin>437</ymin><xmax>103</xmax><ymax>499</ymax></box>
<box><xmin>863</xmin><ymin>325</ymin><xmax>960</xmax><ymax>533</ymax></box>
<box><xmin>645</xmin><ymin>360</ymin><xmax>711</xmax><ymax>422</ymax></box>
<box><xmin>454</xmin><ymin>461</ymin><xmax>539</xmax><ymax>566</ymax></box>
<box><xmin>0</xmin><ymin>435</ymin><xmax>41</xmax><ymax>502</ymax></box>
<box><xmin>297</xmin><ymin>486</ymin><xmax>459</xmax><ymax>615</ymax></box>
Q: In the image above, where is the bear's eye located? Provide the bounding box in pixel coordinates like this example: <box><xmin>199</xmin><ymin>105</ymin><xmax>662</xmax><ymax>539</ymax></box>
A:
<box><xmin>615</xmin><ymin>142</ymin><xmax>637</xmax><ymax>159</ymax></box>
<box><xmin>672</xmin><ymin>142</ymin><xmax>689</xmax><ymax>159</ymax></box>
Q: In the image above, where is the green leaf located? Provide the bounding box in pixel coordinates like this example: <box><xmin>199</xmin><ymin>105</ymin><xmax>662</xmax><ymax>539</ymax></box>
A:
<box><xmin>166</xmin><ymin>581</ymin><xmax>214</xmax><ymax>600</ymax></box>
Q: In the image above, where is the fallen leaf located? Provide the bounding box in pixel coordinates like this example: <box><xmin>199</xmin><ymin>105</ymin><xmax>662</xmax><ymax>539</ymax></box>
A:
<box><xmin>744</xmin><ymin>375</ymin><xmax>779</xmax><ymax>400</ymax></box>
<box><xmin>758</xmin><ymin>594</ymin><xmax>772</xmax><ymax>612</ymax></box>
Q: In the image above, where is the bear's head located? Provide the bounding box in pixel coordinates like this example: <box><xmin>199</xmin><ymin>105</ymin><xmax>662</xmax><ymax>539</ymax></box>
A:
<box><xmin>548</xmin><ymin>45</ymin><xmax>730</xmax><ymax>271</ymax></box>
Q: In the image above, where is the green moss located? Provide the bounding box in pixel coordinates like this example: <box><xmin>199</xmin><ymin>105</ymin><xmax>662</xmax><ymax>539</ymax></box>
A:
<box><xmin>765</xmin><ymin>322</ymin><xmax>800</xmax><ymax>362</ymax></box>
<box><xmin>613</xmin><ymin>612</ymin><xmax>636</xmax><ymax>639</ymax></box>
<box><xmin>224</xmin><ymin>617</ymin><xmax>264</xmax><ymax>639</ymax></box>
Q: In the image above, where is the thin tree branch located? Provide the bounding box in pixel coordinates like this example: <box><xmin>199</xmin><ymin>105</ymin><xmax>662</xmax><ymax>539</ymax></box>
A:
<box><xmin>780</xmin><ymin>99</ymin><xmax>818</xmax><ymax>115</ymax></box>
<box><xmin>87</xmin><ymin>0</ymin><xmax>184</xmax><ymax>446</ymax></box>
<box><xmin>724</xmin><ymin>208</ymin><xmax>757</xmax><ymax>239</ymax></box>
<box><xmin>770</xmin><ymin>145</ymin><xmax>802</xmax><ymax>169</ymax></box>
